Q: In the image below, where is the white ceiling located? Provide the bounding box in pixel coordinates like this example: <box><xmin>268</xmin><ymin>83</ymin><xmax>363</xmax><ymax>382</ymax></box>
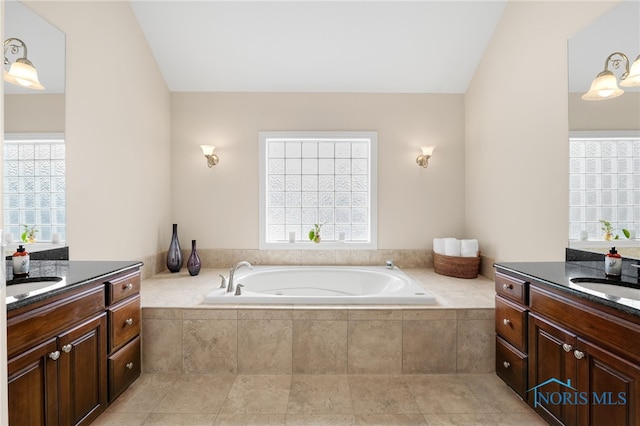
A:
<box><xmin>130</xmin><ymin>0</ymin><xmax>507</xmax><ymax>93</ymax></box>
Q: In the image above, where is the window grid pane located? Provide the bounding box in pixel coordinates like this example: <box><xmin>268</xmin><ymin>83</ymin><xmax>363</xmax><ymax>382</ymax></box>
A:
<box><xmin>569</xmin><ymin>136</ymin><xmax>639</xmax><ymax>240</ymax></box>
<box><xmin>3</xmin><ymin>139</ymin><xmax>66</xmax><ymax>243</ymax></box>
<box><xmin>265</xmin><ymin>137</ymin><xmax>372</xmax><ymax>243</ymax></box>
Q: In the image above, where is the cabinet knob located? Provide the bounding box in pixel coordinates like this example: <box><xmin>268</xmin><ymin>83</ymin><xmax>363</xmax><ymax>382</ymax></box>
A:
<box><xmin>126</xmin><ymin>362</ymin><xmax>134</xmax><ymax>370</ymax></box>
<box><xmin>49</xmin><ymin>351</ymin><xmax>60</xmax><ymax>361</ymax></box>
<box><xmin>61</xmin><ymin>344</ymin><xmax>72</xmax><ymax>353</ymax></box>
<box><xmin>503</xmin><ymin>361</ymin><xmax>511</xmax><ymax>369</ymax></box>
<box><xmin>123</xmin><ymin>283</ymin><xmax>133</xmax><ymax>291</ymax></box>
<box><xmin>562</xmin><ymin>343</ymin><xmax>573</xmax><ymax>353</ymax></box>
<box><xmin>503</xmin><ymin>318</ymin><xmax>510</xmax><ymax>326</ymax></box>
<box><xmin>503</xmin><ymin>283</ymin><xmax>513</xmax><ymax>290</ymax></box>
<box><xmin>574</xmin><ymin>350</ymin><xmax>585</xmax><ymax>360</ymax></box>
<box><xmin>125</xmin><ymin>318</ymin><xmax>134</xmax><ymax>326</ymax></box>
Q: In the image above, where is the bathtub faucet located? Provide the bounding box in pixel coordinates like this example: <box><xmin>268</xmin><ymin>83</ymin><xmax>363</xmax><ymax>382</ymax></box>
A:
<box><xmin>227</xmin><ymin>261</ymin><xmax>253</xmax><ymax>293</ymax></box>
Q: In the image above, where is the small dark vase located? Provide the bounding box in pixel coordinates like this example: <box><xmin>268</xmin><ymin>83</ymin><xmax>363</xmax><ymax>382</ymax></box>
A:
<box><xmin>166</xmin><ymin>223</ymin><xmax>183</xmax><ymax>273</ymax></box>
<box><xmin>187</xmin><ymin>239</ymin><xmax>201</xmax><ymax>276</ymax></box>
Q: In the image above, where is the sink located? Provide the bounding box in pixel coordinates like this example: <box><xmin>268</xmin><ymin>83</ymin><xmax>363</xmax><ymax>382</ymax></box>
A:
<box><xmin>6</xmin><ymin>277</ymin><xmax>64</xmax><ymax>299</ymax></box>
<box><xmin>570</xmin><ymin>278</ymin><xmax>640</xmax><ymax>302</ymax></box>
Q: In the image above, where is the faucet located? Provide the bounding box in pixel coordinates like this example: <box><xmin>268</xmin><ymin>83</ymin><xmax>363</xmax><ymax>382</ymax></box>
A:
<box><xmin>227</xmin><ymin>261</ymin><xmax>253</xmax><ymax>293</ymax></box>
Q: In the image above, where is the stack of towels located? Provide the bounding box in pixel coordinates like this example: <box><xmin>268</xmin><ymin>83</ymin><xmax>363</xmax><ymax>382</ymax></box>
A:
<box><xmin>433</xmin><ymin>238</ymin><xmax>479</xmax><ymax>257</ymax></box>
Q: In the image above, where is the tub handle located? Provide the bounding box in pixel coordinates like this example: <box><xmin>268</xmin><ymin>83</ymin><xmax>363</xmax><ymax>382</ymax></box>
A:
<box><xmin>234</xmin><ymin>284</ymin><xmax>244</xmax><ymax>296</ymax></box>
<box><xmin>386</xmin><ymin>260</ymin><xmax>394</xmax><ymax>269</ymax></box>
<box><xmin>219</xmin><ymin>274</ymin><xmax>228</xmax><ymax>289</ymax></box>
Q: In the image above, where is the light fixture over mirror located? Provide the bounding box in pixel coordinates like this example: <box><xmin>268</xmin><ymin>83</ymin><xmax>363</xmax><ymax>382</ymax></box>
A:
<box><xmin>3</xmin><ymin>37</ymin><xmax>45</xmax><ymax>90</ymax></box>
<box><xmin>582</xmin><ymin>51</ymin><xmax>640</xmax><ymax>101</ymax></box>
<box><xmin>200</xmin><ymin>145</ymin><xmax>219</xmax><ymax>168</ymax></box>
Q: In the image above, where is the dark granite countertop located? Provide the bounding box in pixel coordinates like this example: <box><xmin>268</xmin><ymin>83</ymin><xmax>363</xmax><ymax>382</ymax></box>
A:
<box><xmin>5</xmin><ymin>260</ymin><xmax>143</xmax><ymax>311</ymax></box>
<box><xmin>494</xmin><ymin>260</ymin><xmax>640</xmax><ymax>317</ymax></box>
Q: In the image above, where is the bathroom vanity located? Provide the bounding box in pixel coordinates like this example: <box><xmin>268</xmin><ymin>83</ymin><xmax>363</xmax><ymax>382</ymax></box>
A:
<box><xmin>6</xmin><ymin>260</ymin><xmax>142</xmax><ymax>426</ymax></box>
<box><xmin>494</xmin><ymin>260</ymin><xmax>640</xmax><ymax>426</ymax></box>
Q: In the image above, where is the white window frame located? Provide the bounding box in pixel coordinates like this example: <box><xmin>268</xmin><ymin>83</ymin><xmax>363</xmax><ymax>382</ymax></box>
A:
<box><xmin>259</xmin><ymin>131</ymin><xmax>378</xmax><ymax>250</ymax></box>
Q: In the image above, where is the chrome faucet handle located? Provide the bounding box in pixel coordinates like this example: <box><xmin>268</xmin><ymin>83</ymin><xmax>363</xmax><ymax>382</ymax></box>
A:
<box><xmin>234</xmin><ymin>284</ymin><xmax>244</xmax><ymax>296</ymax></box>
<box><xmin>219</xmin><ymin>274</ymin><xmax>228</xmax><ymax>288</ymax></box>
<box><xmin>386</xmin><ymin>260</ymin><xmax>394</xmax><ymax>269</ymax></box>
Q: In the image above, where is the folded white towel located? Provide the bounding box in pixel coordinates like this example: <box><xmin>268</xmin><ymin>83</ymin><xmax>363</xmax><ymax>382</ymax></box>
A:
<box><xmin>433</xmin><ymin>238</ymin><xmax>445</xmax><ymax>255</ymax></box>
<box><xmin>444</xmin><ymin>238</ymin><xmax>461</xmax><ymax>257</ymax></box>
<box><xmin>461</xmin><ymin>239</ymin><xmax>479</xmax><ymax>257</ymax></box>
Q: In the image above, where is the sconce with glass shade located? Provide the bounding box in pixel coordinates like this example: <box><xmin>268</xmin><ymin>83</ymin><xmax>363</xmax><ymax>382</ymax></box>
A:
<box><xmin>416</xmin><ymin>146</ymin><xmax>435</xmax><ymax>168</ymax></box>
<box><xmin>3</xmin><ymin>37</ymin><xmax>45</xmax><ymax>90</ymax></box>
<box><xmin>200</xmin><ymin>145</ymin><xmax>219</xmax><ymax>168</ymax></box>
<box><xmin>582</xmin><ymin>52</ymin><xmax>640</xmax><ymax>101</ymax></box>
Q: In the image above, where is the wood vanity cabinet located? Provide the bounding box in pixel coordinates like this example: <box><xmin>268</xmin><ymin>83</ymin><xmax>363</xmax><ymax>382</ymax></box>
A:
<box><xmin>494</xmin><ymin>272</ymin><xmax>529</xmax><ymax>398</ymax></box>
<box><xmin>496</xmin><ymin>267</ymin><xmax>640</xmax><ymax>426</ymax></box>
<box><xmin>7</xmin><ymin>282</ymin><xmax>107</xmax><ymax>426</ymax></box>
<box><xmin>105</xmin><ymin>270</ymin><xmax>141</xmax><ymax>402</ymax></box>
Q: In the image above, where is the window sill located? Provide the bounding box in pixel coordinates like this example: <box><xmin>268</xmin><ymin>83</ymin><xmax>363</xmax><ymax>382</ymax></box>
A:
<box><xmin>259</xmin><ymin>241</ymin><xmax>377</xmax><ymax>250</ymax></box>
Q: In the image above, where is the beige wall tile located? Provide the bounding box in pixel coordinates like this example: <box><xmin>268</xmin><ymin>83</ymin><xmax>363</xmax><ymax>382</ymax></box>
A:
<box><xmin>238</xmin><ymin>320</ymin><xmax>293</xmax><ymax>374</ymax></box>
<box><xmin>142</xmin><ymin>319</ymin><xmax>183</xmax><ymax>373</ymax></box>
<box><xmin>456</xmin><ymin>309</ymin><xmax>494</xmax><ymax>321</ymax></box>
<box><xmin>237</xmin><ymin>309</ymin><xmax>293</xmax><ymax>320</ymax></box>
<box><xmin>402</xmin><ymin>320</ymin><xmax>457</xmax><ymax>374</ymax></box>
<box><xmin>292</xmin><ymin>309</ymin><xmax>348</xmax><ymax>320</ymax></box>
<box><xmin>456</xmin><ymin>319</ymin><xmax>495</xmax><ymax>373</ymax></box>
<box><xmin>300</xmin><ymin>250</ymin><xmax>337</xmax><ymax>265</ymax></box>
<box><xmin>348</xmin><ymin>309</ymin><xmax>402</xmax><ymax>321</ymax></box>
<box><xmin>182</xmin><ymin>319</ymin><xmax>238</xmax><ymax>374</ymax></box>
<box><xmin>348</xmin><ymin>320</ymin><xmax>402</xmax><ymax>374</ymax></box>
<box><xmin>402</xmin><ymin>309</ymin><xmax>457</xmax><ymax>321</ymax></box>
<box><xmin>142</xmin><ymin>307</ymin><xmax>183</xmax><ymax>320</ymax></box>
<box><xmin>292</xmin><ymin>320</ymin><xmax>348</xmax><ymax>374</ymax></box>
<box><xmin>183</xmin><ymin>308</ymin><xmax>237</xmax><ymax>320</ymax></box>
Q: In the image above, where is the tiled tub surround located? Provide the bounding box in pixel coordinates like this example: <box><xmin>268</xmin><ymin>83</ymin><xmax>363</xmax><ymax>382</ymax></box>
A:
<box><xmin>140</xmin><ymin>269</ymin><xmax>496</xmax><ymax>375</ymax></box>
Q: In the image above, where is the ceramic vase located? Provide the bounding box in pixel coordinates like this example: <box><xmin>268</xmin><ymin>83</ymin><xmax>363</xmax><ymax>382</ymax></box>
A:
<box><xmin>166</xmin><ymin>223</ymin><xmax>183</xmax><ymax>273</ymax></box>
<box><xmin>187</xmin><ymin>239</ymin><xmax>201</xmax><ymax>276</ymax></box>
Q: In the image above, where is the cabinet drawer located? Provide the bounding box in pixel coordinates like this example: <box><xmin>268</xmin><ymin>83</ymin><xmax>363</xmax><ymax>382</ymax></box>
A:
<box><xmin>496</xmin><ymin>336</ymin><xmax>528</xmax><ymax>399</ymax></box>
<box><xmin>106</xmin><ymin>271</ymin><xmax>141</xmax><ymax>305</ymax></box>
<box><xmin>108</xmin><ymin>295</ymin><xmax>140</xmax><ymax>353</ymax></box>
<box><xmin>495</xmin><ymin>272</ymin><xmax>527</xmax><ymax>304</ymax></box>
<box><xmin>108</xmin><ymin>336</ymin><xmax>141</xmax><ymax>402</ymax></box>
<box><xmin>496</xmin><ymin>296</ymin><xmax>527</xmax><ymax>352</ymax></box>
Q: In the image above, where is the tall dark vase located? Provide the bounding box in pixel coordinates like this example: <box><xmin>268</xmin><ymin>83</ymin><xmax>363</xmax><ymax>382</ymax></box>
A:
<box><xmin>187</xmin><ymin>239</ymin><xmax>201</xmax><ymax>276</ymax></box>
<box><xmin>166</xmin><ymin>223</ymin><xmax>183</xmax><ymax>273</ymax></box>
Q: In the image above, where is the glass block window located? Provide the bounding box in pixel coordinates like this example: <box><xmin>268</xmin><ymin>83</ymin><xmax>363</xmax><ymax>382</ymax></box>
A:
<box><xmin>259</xmin><ymin>132</ymin><xmax>377</xmax><ymax>249</ymax></box>
<box><xmin>569</xmin><ymin>132</ymin><xmax>640</xmax><ymax>240</ymax></box>
<box><xmin>4</xmin><ymin>134</ymin><xmax>66</xmax><ymax>243</ymax></box>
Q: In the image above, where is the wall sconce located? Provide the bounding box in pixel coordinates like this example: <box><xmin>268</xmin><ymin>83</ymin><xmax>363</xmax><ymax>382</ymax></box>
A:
<box><xmin>200</xmin><ymin>145</ymin><xmax>219</xmax><ymax>168</ymax></box>
<box><xmin>416</xmin><ymin>146</ymin><xmax>435</xmax><ymax>168</ymax></box>
<box><xmin>3</xmin><ymin>38</ymin><xmax>45</xmax><ymax>90</ymax></box>
<box><xmin>582</xmin><ymin>52</ymin><xmax>640</xmax><ymax>101</ymax></box>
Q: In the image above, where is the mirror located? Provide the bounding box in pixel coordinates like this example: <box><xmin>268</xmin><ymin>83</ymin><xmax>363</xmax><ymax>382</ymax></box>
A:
<box><xmin>567</xmin><ymin>1</ymin><xmax>640</xmax><ymax>257</ymax></box>
<box><xmin>4</xmin><ymin>0</ymin><xmax>66</xmax><ymax>244</ymax></box>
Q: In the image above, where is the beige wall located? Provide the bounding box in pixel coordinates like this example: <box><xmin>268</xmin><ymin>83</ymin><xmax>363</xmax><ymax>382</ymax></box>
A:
<box><xmin>1</xmin><ymin>2</ymin><xmax>8</xmax><ymax>424</ymax></box>
<box><xmin>24</xmin><ymin>1</ymin><xmax>171</xmax><ymax>263</ymax></box>
<box><xmin>465</xmin><ymin>1</ymin><xmax>618</xmax><ymax>263</ymax></box>
<box><xmin>569</xmin><ymin>92</ymin><xmax>640</xmax><ymax>131</ymax></box>
<box><xmin>171</xmin><ymin>92</ymin><xmax>466</xmax><ymax>249</ymax></box>
<box><xmin>4</xmin><ymin>94</ymin><xmax>64</xmax><ymax>133</ymax></box>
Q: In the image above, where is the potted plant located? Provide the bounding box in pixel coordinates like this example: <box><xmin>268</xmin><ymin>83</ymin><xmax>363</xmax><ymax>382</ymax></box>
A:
<box><xmin>599</xmin><ymin>220</ymin><xmax>631</xmax><ymax>240</ymax></box>
<box><xmin>21</xmin><ymin>224</ymin><xmax>38</xmax><ymax>244</ymax></box>
<box><xmin>308</xmin><ymin>223</ymin><xmax>323</xmax><ymax>243</ymax></box>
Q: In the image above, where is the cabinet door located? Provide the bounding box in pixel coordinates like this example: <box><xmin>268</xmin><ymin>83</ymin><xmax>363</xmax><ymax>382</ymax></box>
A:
<box><xmin>58</xmin><ymin>313</ymin><xmax>107</xmax><ymax>426</ymax></box>
<box><xmin>8</xmin><ymin>337</ymin><xmax>59</xmax><ymax>426</ymax></box>
<box><xmin>576</xmin><ymin>338</ymin><xmax>640</xmax><ymax>426</ymax></box>
<box><xmin>528</xmin><ymin>313</ymin><xmax>578</xmax><ymax>426</ymax></box>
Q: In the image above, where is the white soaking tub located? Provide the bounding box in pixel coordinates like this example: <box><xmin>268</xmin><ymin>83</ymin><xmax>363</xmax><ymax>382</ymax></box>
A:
<box><xmin>203</xmin><ymin>265</ymin><xmax>437</xmax><ymax>305</ymax></box>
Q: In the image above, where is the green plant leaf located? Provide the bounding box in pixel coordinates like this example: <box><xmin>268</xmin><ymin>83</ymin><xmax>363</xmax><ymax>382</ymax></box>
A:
<box><xmin>308</xmin><ymin>230</ymin><xmax>315</xmax><ymax>241</ymax></box>
<box><xmin>622</xmin><ymin>229</ymin><xmax>631</xmax><ymax>239</ymax></box>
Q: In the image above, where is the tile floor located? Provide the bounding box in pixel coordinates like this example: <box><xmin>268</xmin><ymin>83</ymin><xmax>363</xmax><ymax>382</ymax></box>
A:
<box><xmin>93</xmin><ymin>373</ymin><xmax>546</xmax><ymax>425</ymax></box>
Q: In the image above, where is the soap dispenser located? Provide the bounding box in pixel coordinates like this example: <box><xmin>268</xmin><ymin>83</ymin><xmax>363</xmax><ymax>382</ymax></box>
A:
<box><xmin>605</xmin><ymin>247</ymin><xmax>622</xmax><ymax>277</ymax></box>
<box><xmin>12</xmin><ymin>244</ymin><xmax>30</xmax><ymax>278</ymax></box>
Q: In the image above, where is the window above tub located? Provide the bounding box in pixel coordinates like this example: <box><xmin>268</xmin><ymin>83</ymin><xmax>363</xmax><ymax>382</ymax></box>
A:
<box><xmin>259</xmin><ymin>131</ymin><xmax>378</xmax><ymax>250</ymax></box>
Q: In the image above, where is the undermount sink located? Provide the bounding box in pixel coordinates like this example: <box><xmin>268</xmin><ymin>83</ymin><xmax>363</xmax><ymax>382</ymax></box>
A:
<box><xmin>570</xmin><ymin>278</ymin><xmax>640</xmax><ymax>302</ymax></box>
<box><xmin>6</xmin><ymin>277</ymin><xmax>64</xmax><ymax>299</ymax></box>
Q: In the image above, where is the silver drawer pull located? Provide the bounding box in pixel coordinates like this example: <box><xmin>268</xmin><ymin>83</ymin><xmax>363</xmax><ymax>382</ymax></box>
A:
<box><xmin>62</xmin><ymin>344</ymin><xmax>72</xmax><ymax>353</ymax></box>
<box><xmin>126</xmin><ymin>362</ymin><xmax>134</xmax><ymax>370</ymax></box>
<box><xmin>503</xmin><ymin>361</ymin><xmax>511</xmax><ymax>369</ymax></box>
<box><xmin>503</xmin><ymin>318</ymin><xmax>510</xmax><ymax>326</ymax></box>
<box><xmin>574</xmin><ymin>350</ymin><xmax>585</xmax><ymax>360</ymax></box>
<box><xmin>563</xmin><ymin>343</ymin><xmax>573</xmax><ymax>353</ymax></box>
<box><xmin>49</xmin><ymin>351</ymin><xmax>60</xmax><ymax>361</ymax></box>
<box><xmin>125</xmin><ymin>318</ymin><xmax>134</xmax><ymax>326</ymax></box>
<box><xmin>503</xmin><ymin>283</ymin><xmax>513</xmax><ymax>290</ymax></box>
<box><xmin>123</xmin><ymin>283</ymin><xmax>133</xmax><ymax>291</ymax></box>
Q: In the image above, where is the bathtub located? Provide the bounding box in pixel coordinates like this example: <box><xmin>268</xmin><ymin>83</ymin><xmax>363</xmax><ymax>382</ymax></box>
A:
<box><xmin>202</xmin><ymin>265</ymin><xmax>437</xmax><ymax>305</ymax></box>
